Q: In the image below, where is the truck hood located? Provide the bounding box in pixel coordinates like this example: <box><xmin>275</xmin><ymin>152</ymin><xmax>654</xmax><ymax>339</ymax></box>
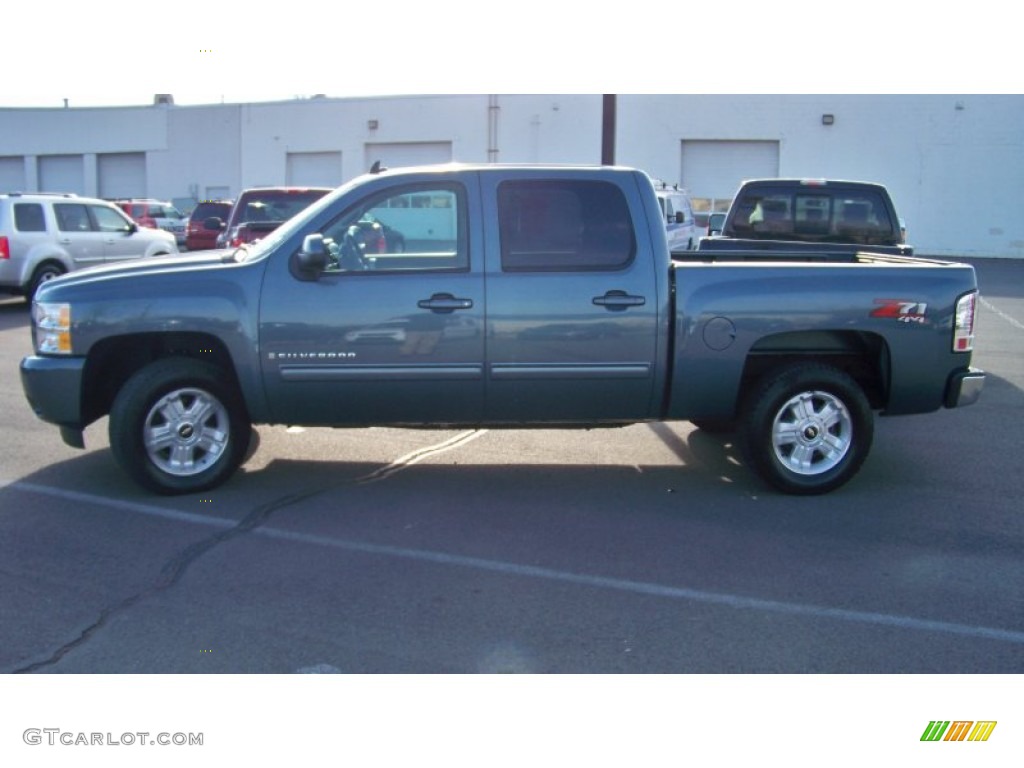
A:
<box><xmin>36</xmin><ymin>249</ymin><xmax>245</xmax><ymax>299</ymax></box>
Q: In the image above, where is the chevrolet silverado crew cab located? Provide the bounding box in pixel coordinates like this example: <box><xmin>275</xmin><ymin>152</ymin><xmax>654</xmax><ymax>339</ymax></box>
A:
<box><xmin>696</xmin><ymin>178</ymin><xmax>913</xmax><ymax>257</ymax></box>
<box><xmin>20</xmin><ymin>164</ymin><xmax>984</xmax><ymax>496</ymax></box>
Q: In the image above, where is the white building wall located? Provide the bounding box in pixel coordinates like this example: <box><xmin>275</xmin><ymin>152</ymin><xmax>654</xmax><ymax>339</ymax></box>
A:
<box><xmin>615</xmin><ymin>94</ymin><xmax>1024</xmax><ymax>258</ymax></box>
<box><xmin>234</xmin><ymin>95</ymin><xmax>489</xmax><ymax>186</ymax></box>
<box><xmin>2</xmin><ymin>95</ymin><xmax>1022</xmax><ymax>258</ymax></box>
<box><xmin>490</xmin><ymin>95</ymin><xmax>603</xmax><ymax>164</ymax></box>
<box><xmin>154</xmin><ymin>105</ymin><xmax>242</xmax><ymax>202</ymax></box>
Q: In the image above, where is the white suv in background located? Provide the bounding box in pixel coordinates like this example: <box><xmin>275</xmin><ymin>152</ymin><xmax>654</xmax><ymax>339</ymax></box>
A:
<box><xmin>0</xmin><ymin>192</ymin><xmax>178</xmax><ymax>302</ymax></box>
<box><xmin>653</xmin><ymin>182</ymin><xmax>699</xmax><ymax>252</ymax></box>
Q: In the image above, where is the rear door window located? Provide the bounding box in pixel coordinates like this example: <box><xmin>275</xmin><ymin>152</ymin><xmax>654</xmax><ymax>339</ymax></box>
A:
<box><xmin>498</xmin><ymin>180</ymin><xmax>635</xmax><ymax>271</ymax></box>
<box><xmin>54</xmin><ymin>204</ymin><xmax>95</xmax><ymax>232</ymax></box>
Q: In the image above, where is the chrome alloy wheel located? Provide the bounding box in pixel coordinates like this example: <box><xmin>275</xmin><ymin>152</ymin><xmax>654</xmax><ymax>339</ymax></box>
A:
<box><xmin>143</xmin><ymin>387</ymin><xmax>230</xmax><ymax>477</ymax></box>
<box><xmin>771</xmin><ymin>390</ymin><xmax>853</xmax><ymax>476</ymax></box>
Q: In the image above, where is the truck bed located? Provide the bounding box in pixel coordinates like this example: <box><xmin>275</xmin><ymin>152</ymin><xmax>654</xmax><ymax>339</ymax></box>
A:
<box><xmin>674</xmin><ymin>248</ymin><xmax>935</xmax><ymax>265</ymax></box>
<box><xmin>692</xmin><ymin>236</ymin><xmax>913</xmax><ymax>258</ymax></box>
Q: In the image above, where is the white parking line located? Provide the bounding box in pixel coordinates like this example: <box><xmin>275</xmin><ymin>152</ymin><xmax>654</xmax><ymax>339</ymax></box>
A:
<box><xmin>5</xmin><ymin>476</ymin><xmax>1024</xmax><ymax>647</ymax></box>
<box><xmin>981</xmin><ymin>296</ymin><xmax>1024</xmax><ymax>331</ymax></box>
<box><xmin>355</xmin><ymin>429</ymin><xmax>488</xmax><ymax>484</ymax></box>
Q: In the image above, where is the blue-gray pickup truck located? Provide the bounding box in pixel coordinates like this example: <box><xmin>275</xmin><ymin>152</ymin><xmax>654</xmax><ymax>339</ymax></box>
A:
<box><xmin>20</xmin><ymin>164</ymin><xmax>985</xmax><ymax>496</ymax></box>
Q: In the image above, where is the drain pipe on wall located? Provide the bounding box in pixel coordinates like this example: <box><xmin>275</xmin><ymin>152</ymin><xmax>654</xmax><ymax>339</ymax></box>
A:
<box><xmin>602</xmin><ymin>94</ymin><xmax>616</xmax><ymax>165</ymax></box>
<box><xmin>488</xmin><ymin>95</ymin><xmax>500</xmax><ymax>163</ymax></box>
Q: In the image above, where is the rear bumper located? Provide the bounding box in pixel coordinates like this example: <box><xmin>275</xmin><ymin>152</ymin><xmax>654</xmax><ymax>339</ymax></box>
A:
<box><xmin>20</xmin><ymin>355</ymin><xmax>87</xmax><ymax>446</ymax></box>
<box><xmin>945</xmin><ymin>367</ymin><xmax>985</xmax><ymax>408</ymax></box>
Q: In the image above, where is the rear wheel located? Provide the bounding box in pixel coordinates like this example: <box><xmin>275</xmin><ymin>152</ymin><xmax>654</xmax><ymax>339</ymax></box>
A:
<box><xmin>26</xmin><ymin>262</ymin><xmax>66</xmax><ymax>302</ymax></box>
<box><xmin>109</xmin><ymin>358</ymin><xmax>251</xmax><ymax>495</ymax></box>
<box><xmin>739</xmin><ymin>363</ymin><xmax>873</xmax><ymax>494</ymax></box>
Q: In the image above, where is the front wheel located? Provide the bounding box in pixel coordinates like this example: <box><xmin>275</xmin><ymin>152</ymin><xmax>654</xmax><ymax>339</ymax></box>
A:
<box><xmin>109</xmin><ymin>358</ymin><xmax>252</xmax><ymax>495</ymax></box>
<box><xmin>739</xmin><ymin>363</ymin><xmax>873</xmax><ymax>495</ymax></box>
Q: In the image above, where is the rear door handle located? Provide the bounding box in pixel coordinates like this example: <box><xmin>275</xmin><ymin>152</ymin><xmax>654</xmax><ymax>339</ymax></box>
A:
<box><xmin>593</xmin><ymin>290</ymin><xmax>646</xmax><ymax>311</ymax></box>
<box><xmin>417</xmin><ymin>293</ymin><xmax>474</xmax><ymax>313</ymax></box>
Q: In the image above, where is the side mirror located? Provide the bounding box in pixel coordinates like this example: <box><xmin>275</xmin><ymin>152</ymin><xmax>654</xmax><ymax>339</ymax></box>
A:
<box><xmin>674</xmin><ymin>212</ymin><xmax>685</xmax><ymax>224</ymax></box>
<box><xmin>295</xmin><ymin>233</ymin><xmax>328</xmax><ymax>278</ymax></box>
<box><xmin>204</xmin><ymin>217</ymin><xmax>226</xmax><ymax>231</ymax></box>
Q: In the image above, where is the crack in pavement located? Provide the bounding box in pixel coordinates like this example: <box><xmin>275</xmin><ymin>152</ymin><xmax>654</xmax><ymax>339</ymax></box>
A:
<box><xmin>12</xmin><ymin>429</ymin><xmax>486</xmax><ymax>673</ymax></box>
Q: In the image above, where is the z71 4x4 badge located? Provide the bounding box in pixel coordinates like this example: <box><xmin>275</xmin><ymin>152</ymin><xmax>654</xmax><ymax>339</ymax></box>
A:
<box><xmin>871</xmin><ymin>299</ymin><xmax>928</xmax><ymax>324</ymax></box>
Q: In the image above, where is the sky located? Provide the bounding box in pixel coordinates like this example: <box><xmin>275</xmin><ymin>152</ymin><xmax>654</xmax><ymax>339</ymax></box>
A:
<box><xmin>3</xmin><ymin>2</ymin><xmax>1016</xmax><ymax>109</ymax></box>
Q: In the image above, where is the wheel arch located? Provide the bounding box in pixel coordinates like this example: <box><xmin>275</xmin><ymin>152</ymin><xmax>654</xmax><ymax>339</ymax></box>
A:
<box><xmin>81</xmin><ymin>332</ymin><xmax>244</xmax><ymax>425</ymax></box>
<box><xmin>742</xmin><ymin>330</ymin><xmax>890</xmax><ymax>411</ymax></box>
<box><xmin>24</xmin><ymin>257</ymin><xmax>70</xmax><ymax>296</ymax></box>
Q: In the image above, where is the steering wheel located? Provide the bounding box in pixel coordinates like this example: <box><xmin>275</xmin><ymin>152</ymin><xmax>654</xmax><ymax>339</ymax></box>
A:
<box><xmin>338</xmin><ymin>227</ymin><xmax>368</xmax><ymax>271</ymax></box>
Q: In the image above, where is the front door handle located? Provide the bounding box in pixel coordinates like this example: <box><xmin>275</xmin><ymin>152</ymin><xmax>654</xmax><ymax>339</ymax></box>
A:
<box><xmin>417</xmin><ymin>293</ymin><xmax>474</xmax><ymax>313</ymax></box>
<box><xmin>593</xmin><ymin>290</ymin><xmax>646</xmax><ymax>311</ymax></box>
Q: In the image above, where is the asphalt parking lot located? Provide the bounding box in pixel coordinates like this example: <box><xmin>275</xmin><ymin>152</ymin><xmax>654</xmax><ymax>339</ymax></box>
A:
<box><xmin>1</xmin><ymin>258</ymin><xmax>1022</xmax><ymax>674</ymax></box>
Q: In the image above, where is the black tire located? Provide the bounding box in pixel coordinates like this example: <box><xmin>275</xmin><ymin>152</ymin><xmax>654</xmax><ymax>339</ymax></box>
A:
<box><xmin>26</xmin><ymin>262</ymin><xmax>66</xmax><ymax>303</ymax></box>
<box><xmin>109</xmin><ymin>358</ymin><xmax>252</xmax><ymax>495</ymax></box>
<box><xmin>739</xmin><ymin>363</ymin><xmax>873</xmax><ymax>495</ymax></box>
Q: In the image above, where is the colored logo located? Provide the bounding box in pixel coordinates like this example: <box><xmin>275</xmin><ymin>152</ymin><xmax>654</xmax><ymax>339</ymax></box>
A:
<box><xmin>871</xmin><ymin>299</ymin><xmax>929</xmax><ymax>324</ymax></box>
<box><xmin>921</xmin><ymin>721</ymin><xmax>997</xmax><ymax>742</ymax></box>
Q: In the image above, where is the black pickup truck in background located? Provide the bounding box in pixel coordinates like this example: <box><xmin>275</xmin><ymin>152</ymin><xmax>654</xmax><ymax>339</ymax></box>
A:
<box><xmin>206</xmin><ymin>187</ymin><xmax>332</xmax><ymax>249</ymax></box>
<box><xmin>694</xmin><ymin>178</ymin><xmax>913</xmax><ymax>258</ymax></box>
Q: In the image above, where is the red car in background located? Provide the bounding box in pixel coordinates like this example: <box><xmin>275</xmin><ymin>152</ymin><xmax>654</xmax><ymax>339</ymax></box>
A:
<box><xmin>185</xmin><ymin>200</ymin><xmax>233</xmax><ymax>251</ymax></box>
<box><xmin>116</xmin><ymin>199</ymin><xmax>187</xmax><ymax>245</ymax></box>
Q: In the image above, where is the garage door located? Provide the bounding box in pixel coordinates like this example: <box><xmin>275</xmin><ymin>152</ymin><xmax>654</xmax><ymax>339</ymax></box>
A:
<box><xmin>681</xmin><ymin>140</ymin><xmax>780</xmax><ymax>203</ymax></box>
<box><xmin>38</xmin><ymin>155</ymin><xmax>85</xmax><ymax>195</ymax></box>
<box><xmin>364</xmin><ymin>142</ymin><xmax>452</xmax><ymax>174</ymax></box>
<box><xmin>0</xmin><ymin>156</ymin><xmax>26</xmax><ymax>190</ymax></box>
<box><xmin>286</xmin><ymin>151</ymin><xmax>342</xmax><ymax>187</ymax></box>
<box><xmin>98</xmin><ymin>153</ymin><xmax>146</xmax><ymax>198</ymax></box>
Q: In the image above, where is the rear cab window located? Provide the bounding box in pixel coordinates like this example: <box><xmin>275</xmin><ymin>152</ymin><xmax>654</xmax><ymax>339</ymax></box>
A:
<box><xmin>729</xmin><ymin>187</ymin><xmax>898</xmax><ymax>245</ymax></box>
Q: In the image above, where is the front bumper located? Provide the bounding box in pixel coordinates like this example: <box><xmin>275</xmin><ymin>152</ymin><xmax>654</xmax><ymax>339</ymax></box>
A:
<box><xmin>20</xmin><ymin>355</ymin><xmax>88</xmax><ymax>446</ymax></box>
<box><xmin>945</xmin><ymin>367</ymin><xmax>985</xmax><ymax>408</ymax></box>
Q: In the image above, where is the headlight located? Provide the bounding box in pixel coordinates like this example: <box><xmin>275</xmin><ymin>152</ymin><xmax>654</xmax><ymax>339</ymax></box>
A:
<box><xmin>34</xmin><ymin>302</ymin><xmax>72</xmax><ymax>354</ymax></box>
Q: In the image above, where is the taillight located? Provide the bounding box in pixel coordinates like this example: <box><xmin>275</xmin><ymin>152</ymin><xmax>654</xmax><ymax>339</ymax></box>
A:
<box><xmin>0</xmin><ymin>236</ymin><xmax>9</xmax><ymax>259</ymax></box>
<box><xmin>953</xmin><ymin>292</ymin><xmax>977</xmax><ymax>352</ymax></box>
